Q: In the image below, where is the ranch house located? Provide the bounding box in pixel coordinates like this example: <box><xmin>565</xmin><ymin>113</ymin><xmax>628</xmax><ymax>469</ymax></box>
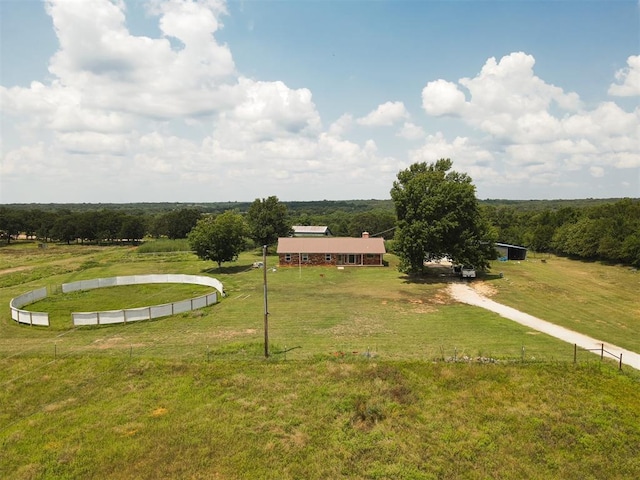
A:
<box><xmin>277</xmin><ymin>233</ymin><xmax>386</xmax><ymax>267</ymax></box>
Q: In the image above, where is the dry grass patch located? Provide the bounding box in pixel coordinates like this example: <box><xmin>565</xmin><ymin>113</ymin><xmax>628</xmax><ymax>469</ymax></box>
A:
<box><xmin>471</xmin><ymin>280</ymin><xmax>498</xmax><ymax>297</ymax></box>
<box><xmin>151</xmin><ymin>407</ymin><xmax>169</xmax><ymax>417</ymax></box>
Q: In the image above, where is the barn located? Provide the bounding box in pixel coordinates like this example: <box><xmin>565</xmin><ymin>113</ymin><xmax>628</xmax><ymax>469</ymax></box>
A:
<box><xmin>277</xmin><ymin>233</ymin><xmax>386</xmax><ymax>267</ymax></box>
<box><xmin>495</xmin><ymin>243</ymin><xmax>528</xmax><ymax>261</ymax></box>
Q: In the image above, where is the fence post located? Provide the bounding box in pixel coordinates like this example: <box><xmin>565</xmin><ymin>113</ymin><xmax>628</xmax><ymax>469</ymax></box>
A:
<box><xmin>521</xmin><ymin>345</ymin><xmax>525</xmax><ymax>362</ymax></box>
<box><xmin>619</xmin><ymin>353</ymin><xmax>623</xmax><ymax>371</ymax></box>
<box><xmin>601</xmin><ymin>343</ymin><xmax>604</xmax><ymax>361</ymax></box>
<box><xmin>574</xmin><ymin>344</ymin><xmax>577</xmax><ymax>364</ymax></box>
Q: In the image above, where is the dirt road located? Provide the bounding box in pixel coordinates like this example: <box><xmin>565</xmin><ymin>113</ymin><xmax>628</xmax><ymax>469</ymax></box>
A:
<box><xmin>448</xmin><ymin>282</ymin><xmax>640</xmax><ymax>371</ymax></box>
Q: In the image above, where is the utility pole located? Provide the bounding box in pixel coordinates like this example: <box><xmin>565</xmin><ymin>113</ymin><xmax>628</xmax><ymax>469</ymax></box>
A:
<box><xmin>263</xmin><ymin>245</ymin><xmax>269</xmax><ymax>358</ymax></box>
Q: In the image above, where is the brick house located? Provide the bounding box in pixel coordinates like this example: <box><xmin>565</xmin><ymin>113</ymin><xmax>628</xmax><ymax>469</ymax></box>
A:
<box><xmin>276</xmin><ymin>232</ymin><xmax>386</xmax><ymax>267</ymax></box>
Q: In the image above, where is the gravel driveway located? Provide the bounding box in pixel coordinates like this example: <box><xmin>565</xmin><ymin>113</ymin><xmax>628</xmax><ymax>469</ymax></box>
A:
<box><xmin>448</xmin><ymin>282</ymin><xmax>640</xmax><ymax>371</ymax></box>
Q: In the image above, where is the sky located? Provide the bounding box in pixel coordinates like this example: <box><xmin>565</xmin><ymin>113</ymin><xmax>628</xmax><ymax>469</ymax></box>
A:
<box><xmin>0</xmin><ymin>0</ymin><xmax>639</xmax><ymax>204</ymax></box>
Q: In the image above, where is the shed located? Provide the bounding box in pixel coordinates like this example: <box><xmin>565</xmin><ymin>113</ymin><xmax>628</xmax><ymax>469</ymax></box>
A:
<box><xmin>495</xmin><ymin>243</ymin><xmax>528</xmax><ymax>261</ymax></box>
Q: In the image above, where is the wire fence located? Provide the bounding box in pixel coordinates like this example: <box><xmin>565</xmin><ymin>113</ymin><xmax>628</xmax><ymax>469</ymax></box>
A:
<box><xmin>574</xmin><ymin>343</ymin><xmax>624</xmax><ymax>370</ymax></box>
<box><xmin>1</xmin><ymin>335</ymin><xmax>630</xmax><ymax>372</ymax></box>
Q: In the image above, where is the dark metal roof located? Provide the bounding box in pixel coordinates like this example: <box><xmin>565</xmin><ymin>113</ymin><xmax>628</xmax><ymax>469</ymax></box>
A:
<box><xmin>495</xmin><ymin>243</ymin><xmax>528</xmax><ymax>250</ymax></box>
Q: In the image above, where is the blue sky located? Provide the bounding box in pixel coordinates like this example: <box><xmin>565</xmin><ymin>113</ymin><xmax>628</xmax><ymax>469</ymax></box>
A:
<box><xmin>1</xmin><ymin>0</ymin><xmax>638</xmax><ymax>203</ymax></box>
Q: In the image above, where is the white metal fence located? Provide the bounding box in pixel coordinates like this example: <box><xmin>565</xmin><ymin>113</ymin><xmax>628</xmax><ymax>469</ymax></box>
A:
<box><xmin>10</xmin><ymin>287</ymin><xmax>50</xmax><ymax>326</ymax></box>
<box><xmin>9</xmin><ymin>274</ymin><xmax>224</xmax><ymax>327</ymax></box>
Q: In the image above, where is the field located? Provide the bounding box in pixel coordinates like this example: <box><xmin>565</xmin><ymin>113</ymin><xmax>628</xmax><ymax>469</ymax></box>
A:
<box><xmin>1</xmin><ymin>242</ymin><xmax>639</xmax><ymax>479</ymax></box>
<box><xmin>484</xmin><ymin>255</ymin><xmax>640</xmax><ymax>353</ymax></box>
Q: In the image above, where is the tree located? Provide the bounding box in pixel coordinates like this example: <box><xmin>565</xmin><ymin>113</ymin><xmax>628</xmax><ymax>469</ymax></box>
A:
<box><xmin>390</xmin><ymin>159</ymin><xmax>496</xmax><ymax>274</ymax></box>
<box><xmin>0</xmin><ymin>207</ymin><xmax>23</xmax><ymax>244</ymax></box>
<box><xmin>164</xmin><ymin>208</ymin><xmax>202</xmax><ymax>239</ymax></box>
<box><xmin>188</xmin><ymin>211</ymin><xmax>248</xmax><ymax>269</ymax></box>
<box><xmin>75</xmin><ymin>211</ymin><xmax>98</xmax><ymax>244</ymax></box>
<box><xmin>348</xmin><ymin>210</ymin><xmax>397</xmax><ymax>239</ymax></box>
<box><xmin>120</xmin><ymin>215</ymin><xmax>147</xmax><ymax>245</ymax></box>
<box><xmin>246</xmin><ymin>196</ymin><xmax>291</xmax><ymax>249</ymax></box>
<box><xmin>51</xmin><ymin>214</ymin><xmax>78</xmax><ymax>244</ymax></box>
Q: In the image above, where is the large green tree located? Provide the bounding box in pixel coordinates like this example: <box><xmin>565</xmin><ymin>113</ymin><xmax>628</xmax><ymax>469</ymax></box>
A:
<box><xmin>187</xmin><ymin>211</ymin><xmax>248</xmax><ymax>269</ymax></box>
<box><xmin>390</xmin><ymin>159</ymin><xmax>496</xmax><ymax>273</ymax></box>
<box><xmin>246</xmin><ymin>196</ymin><xmax>291</xmax><ymax>248</ymax></box>
<box><xmin>50</xmin><ymin>214</ymin><xmax>78</xmax><ymax>244</ymax></box>
<box><xmin>165</xmin><ymin>208</ymin><xmax>202</xmax><ymax>239</ymax></box>
<box><xmin>348</xmin><ymin>209</ymin><xmax>397</xmax><ymax>239</ymax></box>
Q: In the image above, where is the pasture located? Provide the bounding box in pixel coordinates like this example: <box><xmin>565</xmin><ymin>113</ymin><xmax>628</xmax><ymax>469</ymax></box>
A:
<box><xmin>1</xmin><ymin>241</ymin><xmax>639</xmax><ymax>479</ymax></box>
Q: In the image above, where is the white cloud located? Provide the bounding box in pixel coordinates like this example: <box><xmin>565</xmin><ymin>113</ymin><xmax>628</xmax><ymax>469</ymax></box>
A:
<box><xmin>0</xmin><ymin>1</ymin><xmax>637</xmax><ymax>202</ymax></box>
<box><xmin>56</xmin><ymin>131</ymin><xmax>130</xmax><ymax>155</ymax></box>
<box><xmin>458</xmin><ymin>52</ymin><xmax>580</xmax><ymax>141</ymax></box>
<box><xmin>1</xmin><ymin>143</ymin><xmax>48</xmax><ymax>176</ymax></box>
<box><xmin>421</xmin><ymin>53</ymin><xmax>582</xmax><ymax>143</ymax></box>
<box><xmin>409</xmin><ymin>132</ymin><xmax>493</xmax><ymax>169</ymax></box>
<box><xmin>609</xmin><ymin>55</ymin><xmax>640</xmax><ymax>97</ymax></box>
<box><xmin>396</xmin><ymin>122</ymin><xmax>425</xmax><ymax>140</ymax></box>
<box><xmin>414</xmin><ymin>52</ymin><xmax>639</xmax><ymax>193</ymax></box>
<box><xmin>357</xmin><ymin>101</ymin><xmax>408</xmax><ymax>126</ymax></box>
<box><xmin>226</xmin><ymin>78</ymin><xmax>321</xmax><ymax>139</ymax></box>
<box><xmin>421</xmin><ymin>79</ymin><xmax>466</xmax><ymax>116</ymax></box>
<box><xmin>328</xmin><ymin>114</ymin><xmax>354</xmax><ymax>137</ymax></box>
<box><xmin>459</xmin><ymin>52</ymin><xmax>581</xmax><ymax>114</ymax></box>
<box><xmin>42</xmin><ymin>0</ymin><xmax>236</xmax><ymax>120</ymax></box>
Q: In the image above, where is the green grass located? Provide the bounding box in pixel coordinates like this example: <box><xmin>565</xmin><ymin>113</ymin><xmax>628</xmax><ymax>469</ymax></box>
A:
<box><xmin>1</xmin><ymin>243</ymin><xmax>639</xmax><ymax>478</ymax></box>
<box><xmin>136</xmin><ymin>238</ymin><xmax>191</xmax><ymax>253</ymax></box>
<box><xmin>1</xmin><ymin>357</ymin><xmax>638</xmax><ymax>479</ymax></box>
<box><xmin>0</xmin><ymin>245</ymin><xmax>578</xmax><ymax>361</ymax></box>
<box><xmin>486</xmin><ymin>255</ymin><xmax>640</xmax><ymax>352</ymax></box>
<box><xmin>27</xmin><ymin>283</ymin><xmax>215</xmax><ymax>330</ymax></box>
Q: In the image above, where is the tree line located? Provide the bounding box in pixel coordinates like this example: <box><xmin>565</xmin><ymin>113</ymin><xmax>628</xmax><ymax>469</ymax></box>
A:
<box><xmin>484</xmin><ymin>198</ymin><xmax>640</xmax><ymax>267</ymax></box>
<box><xmin>0</xmin><ymin>207</ymin><xmax>202</xmax><ymax>245</ymax></box>
<box><xmin>0</xmin><ymin>203</ymin><xmax>396</xmax><ymax>247</ymax></box>
<box><xmin>1</xmin><ymin>180</ymin><xmax>638</xmax><ymax>268</ymax></box>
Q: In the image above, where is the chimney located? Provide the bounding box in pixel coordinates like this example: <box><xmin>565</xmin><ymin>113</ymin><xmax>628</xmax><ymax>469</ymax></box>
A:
<box><xmin>362</xmin><ymin>232</ymin><xmax>370</xmax><ymax>238</ymax></box>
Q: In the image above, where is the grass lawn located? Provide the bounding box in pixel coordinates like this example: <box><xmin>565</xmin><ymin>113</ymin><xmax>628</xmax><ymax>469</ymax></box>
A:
<box><xmin>485</xmin><ymin>255</ymin><xmax>640</xmax><ymax>352</ymax></box>
<box><xmin>1</xmin><ymin>357</ymin><xmax>639</xmax><ymax>479</ymax></box>
<box><xmin>1</xmin><ymin>242</ymin><xmax>639</xmax><ymax>478</ymax></box>
<box><xmin>28</xmin><ymin>283</ymin><xmax>215</xmax><ymax>330</ymax></box>
<box><xmin>1</xmin><ymin>244</ymin><xmax>581</xmax><ymax>362</ymax></box>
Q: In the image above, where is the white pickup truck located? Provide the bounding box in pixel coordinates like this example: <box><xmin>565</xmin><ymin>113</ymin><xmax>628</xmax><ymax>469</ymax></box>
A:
<box><xmin>461</xmin><ymin>265</ymin><xmax>476</xmax><ymax>279</ymax></box>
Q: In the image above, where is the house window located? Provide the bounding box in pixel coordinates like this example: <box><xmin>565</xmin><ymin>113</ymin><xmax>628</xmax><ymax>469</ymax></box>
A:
<box><xmin>325</xmin><ymin>254</ymin><xmax>332</xmax><ymax>262</ymax></box>
<box><xmin>285</xmin><ymin>253</ymin><xmax>291</xmax><ymax>262</ymax></box>
<box><xmin>348</xmin><ymin>254</ymin><xmax>356</xmax><ymax>264</ymax></box>
<box><xmin>302</xmin><ymin>253</ymin><xmax>309</xmax><ymax>262</ymax></box>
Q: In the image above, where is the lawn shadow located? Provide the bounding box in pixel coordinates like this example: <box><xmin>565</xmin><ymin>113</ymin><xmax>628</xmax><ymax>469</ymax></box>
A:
<box><xmin>481</xmin><ymin>273</ymin><xmax>504</xmax><ymax>282</ymax></box>
<box><xmin>201</xmin><ymin>264</ymin><xmax>255</xmax><ymax>275</ymax></box>
<box><xmin>400</xmin><ymin>273</ymin><xmax>457</xmax><ymax>285</ymax></box>
<box><xmin>400</xmin><ymin>264</ymin><xmax>504</xmax><ymax>285</ymax></box>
